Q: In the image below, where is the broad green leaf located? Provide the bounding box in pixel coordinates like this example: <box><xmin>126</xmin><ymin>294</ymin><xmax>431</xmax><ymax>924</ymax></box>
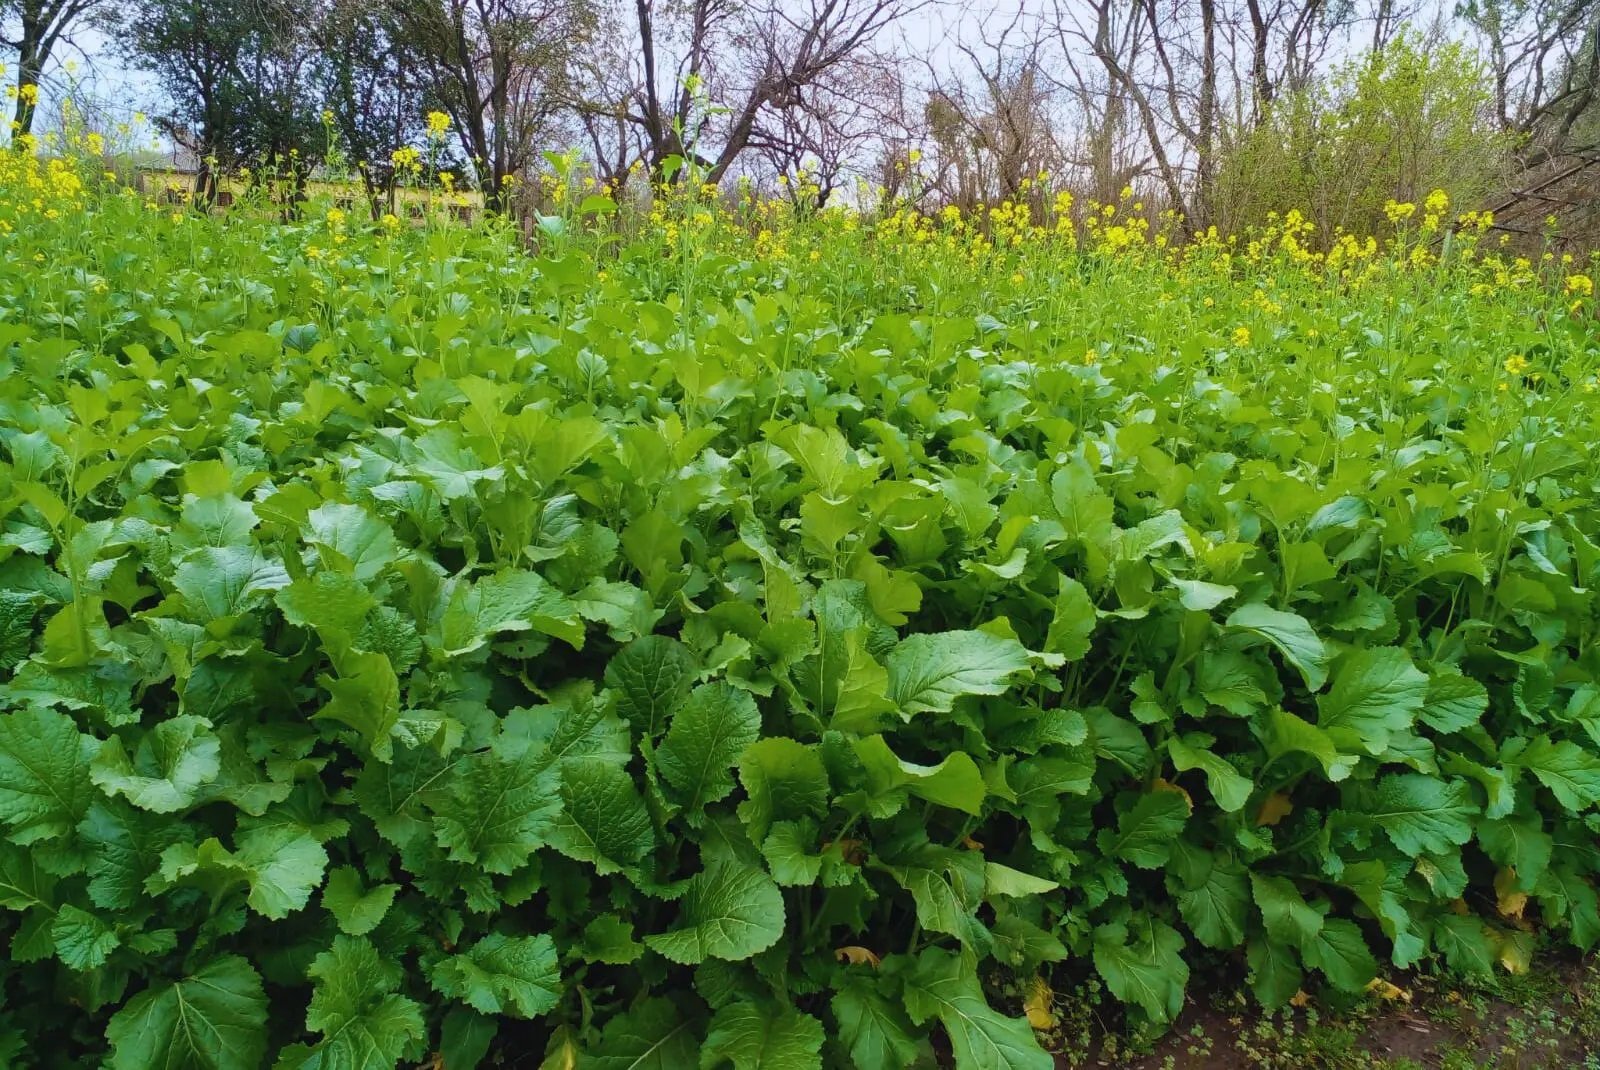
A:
<box><xmin>78</xmin><ymin>800</ymin><xmax>185</xmax><ymax>909</ymax></box>
<box><xmin>1246</xmin><ymin>935</ymin><xmax>1302</xmax><ymax>1009</ymax></box>
<box><xmin>1433</xmin><ymin>914</ymin><xmax>1496</xmax><ymax>976</ymax></box>
<box><xmin>107</xmin><ymin>955</ymin><xmax>268</xmax><ymax>1070</ymax></box>
<box><xmin>900</xmin><ymin>948</ymin><xmax>1052</xmax><ymax>1069</ymax></box>
<box><xmin>436</xmin><ymin>569</ymin><xmax>584</xmax><ymax>655</ymax></box>
<box><xmin>1304</xmin><ymin>917</ymin><xmax>1377</xmax><ymax>992</ymax></box>
<box><xmin>51</xmin><ymin>903</ymin><xmax>119</xmax><ymax>970</ymax></box>
<box><xmin>433</xmin><ymin>933</ymin><xmax>562</xmax><ymax>1019</ymax></box>
<box><xmin>1099</xmin><ymin>791</ymin><xmax>1190</xmax><ymax>869</ymax></box>
<box><xmin>823</xmin><ymin>635</ymin><xmax>896</xmax><ymax>733</ymax></box>
<box><xmin>1419</xmin><ymin>668</ymin><xmax>1488</xmax><ymax>733</ymax></box>
<box><xmin>1225</xmin><ymin>604</ymin><xmax>1328</xmax><ymax>690</ymax></box>
<box><xmin>582</xmin><ymin>996</ymin><xmax>701</xmax><ymax>1069</ymax></box>
<box><xmin>1264</xmin><ymin>708</ymin><xmax>1356</xmax><ymax>781</ymax></box>
<box><xmin>1366</xmin><ymin>774</ymin><xmax>1477</xmax><ymax>857</ymax></box>
<box><xmin>0</xmin><ymin>706</ymin><xmax>97</xmax><ymax>844</ymax></box>
<box><xmin>549</xmin><ymin>757</ymin><xmax>655</xmax><ymax>873</ymax></box>
<box><xmin>90</xmin><ymin>715</ymin><xmax>220</xmax><ymax>813</ymax></box>
<box><xmin>654</xmin><ymin>683</ymin><xmax>762</xmax><ymax>815</ymax></box>
<box><xmin>1167</xmin><ymin>736</ymin><xmax>1251</xmax><ymax>811</ymax></box>
<box><xmin>170</xmin><ymin>546</ymin><xmax>290</xmax><ymax>624</ymax></box>
<box><xmin>296</xmin><ymin>935</ymin><xmax>425</xmax><ymax>1069</ymax></box>
<box><xmin>646</xmin><ymin>864</ymin><xmax>785</xmax><ymax>964</ymax></box>
<box><xmin>1517</xmin><ymin>736</ymin><xmax>1600</xmax><ymax>811</ymax></box>
<box><xmin>275</xmin><ymin>572</ymin><xmax>376</xmax><ymax>655</ymax></box>
<box><xmin>890</xmin><ymin>849</ymin><xmax>990</xmax><ymax>951</ymax></box>
<box><xmin>886</xmin><ymin>631</ymin><xmax>1030</xmax><ymax>716</ymax></box>
<box><xmin>432</xmin><ymin>737</ymin><xmax>561</xmax><ymax>874</ymax></box>
<box><xmin>305</xmin><ymin>502</ymin><xmax>399</xmax><ymax>583</ymax></box>
<box><xmin>760</xmin><ymin>822</ymin><xmax>824</xmax><ymax>887</ymax></box>
<box><xmin>442</xmin><ymin>1008</ymin><xmax>498</xmax><ymax>1070</ymax></box>
<box><xmin>1536</xmin><ymin>867</ymin><xmax>1600</xmax><ymax>950</ymax></box>
<box><xmin>832</xmin><ymin>982</ymin><xmax>919</xmax><ymax>1070</ymax></box>
<box><xmin>1092</xmin><ymin>916</ymin><xmax>1189</xmax><ymax>1024</ymax></box>
<box><xmin>1168</xmin><ymin>845</ymin><xmax>1249</xmax><ymax>949</ymax></box>
<box><xmin>1044</xmin><ymin>577</ymin><xmax>1095</xmax><ymax>661</ymax></box>
<box><xmin>1317</xmin><ymin>647</ymin><xmax>1428</xmax><ymax>755</ymax></box>
<box><xmin>1251</xmin><ymin>874</ymin><xmax>1323</xmax><ymax>952</ymax></box>
<box><xmin>321</xmin><ymin>866</ymin><xmax>399</xmax><ymax>936</ymax></box>
<box><xmin>983</xmin><ymin>862</ymin><xmax>1058</xmax><ymax>898</ymax></box>
<box><xmin>155</xmin><ymin>826</ymin><xmax>328</xmax><ymax>920</ymax></box>
<box><xmin>1477</xmin><ymin>817</ymin><xmax>1552</xmax><ymax>890</ymax></box>
<box><xmin>1050</xmin><ymin>462</ymin><xmax>1117</xmax><ymax>553</ymax></box>
<box><xmin>700</xmin><ymin>1002</ymin><xmax>824</xmax><ymax>1069</ymax></box>
<box><xmin>1170</xmin><ymin>578</ymin><xmax>1237</xmax><ymax>612</ymax></box>
<box><xmin>853</xmin><ymin>734</ymin><xmax>985</xmax><ymax>816</ymax></box>
<box><xmin>314</xmin><ymin>650</ymin><xmax>401</xmax><ymax>763</ymax></box>
<box><xmin>737</xmin><ymin>738</ymin><xmax>830</xmax><ymax>842</ymax></box>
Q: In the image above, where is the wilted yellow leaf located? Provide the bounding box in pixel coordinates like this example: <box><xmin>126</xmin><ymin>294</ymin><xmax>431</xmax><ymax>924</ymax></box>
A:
<box><xmin>1255</xmin><ymin>791</ymin><xmax>1294</xmax><ymax>827</ymax></box>
<box><xmin>823</xmin><ymin>838</ymin><xmax>867</xmax><ymax>865</ymax></box>
<box><xmin>1289</xmin><ymin>989</ymin><xmax>1312</xmax><ymax>1007</ymax></box>
<box><xmin>1024</xmin><ymin>976</ymin><xmax>1056</xmax><ymax>1030</ymax></box>
<box><xmin>835</xmin><ymin>945</ymin><xmax>882</xmax><ymax>968</ymax></box>
<box><xmin>1496</xmin><ymin>930</ymin><xmax>1534</xmax><ymax>974</ymax></box>
<box><xmin>1152</xmin><ymin>777</ymin><xmax>1194</xmax><ymax>810</ymax></box>
<box><xmin>961</xmin><ymin>835</ymin><xmax>985</xmax><ymax>850</ymax></box>
<box><xmin>1365</xmin><ymin>978</ymin><xmax>1411</xmax><ymax>1003</ymax></box>
<box><xmin>538</xmin><ymin>1030</ymin><xmax>580</xmax><ymax>1070</ymax></box>
<box><xmin>1449</xmin><ymin>897</ymin><xmax>1470</xmax><ymax>916</ymax></box>
<box><xmin>1495</xmin><ymin>867</ymin><xmax>1528</xmax><ymax>920</ymax></box>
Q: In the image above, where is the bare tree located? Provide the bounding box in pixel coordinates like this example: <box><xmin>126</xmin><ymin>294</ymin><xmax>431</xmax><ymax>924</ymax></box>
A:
<box><xmin>585</xmin><ymin>0</ymin><xmax>921</xmax><ymax>183</ymax></box>
<box><xmin>916</xmin><ymin>11</ymin><xmax>1066</xmax><ymax>210</ymax></box>
<box><xmin>3</xmin><ymin>0</ymin><xmax>107</xmax><ymax>134</ymax></box>
<box><xmin>387</xmin><ymin>0</ymin><xmax>596</xmax><ymax>206</ymax></box>
<box><xmin>1460</xmin><ymin>0</ymin><xmax>1600</xmax><ymax>165</ymax></box>
<box><xmin>312</xmin><ymin>0</ymin><xmax>420</xmax><ymax>217</ymax></box>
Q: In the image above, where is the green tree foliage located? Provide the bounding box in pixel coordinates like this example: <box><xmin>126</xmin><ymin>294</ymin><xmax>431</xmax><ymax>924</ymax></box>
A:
<box><xmin>1212</xmin><ymin>32</ymin><xmax>1518</xmax><ymax>236</ymax></box>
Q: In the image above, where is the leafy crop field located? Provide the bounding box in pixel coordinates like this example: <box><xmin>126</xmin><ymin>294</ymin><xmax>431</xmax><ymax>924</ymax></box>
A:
<box><xmin>2</xmin><ymin>148</ymin><xmax>1599</xmax><ymax>1069</ymax></box>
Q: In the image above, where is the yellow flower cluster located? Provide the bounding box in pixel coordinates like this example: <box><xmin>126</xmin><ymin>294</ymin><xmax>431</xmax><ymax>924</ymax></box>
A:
<box><xmin>1383</xmin><ymin>199</ymin><xmax>1418</xmax><ymax>223</ymax></box>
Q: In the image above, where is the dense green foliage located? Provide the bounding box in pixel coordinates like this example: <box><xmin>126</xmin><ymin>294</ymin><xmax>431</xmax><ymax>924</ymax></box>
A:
<box><xmin>1</xmin><ymin>156</ymin><xmax>1599</xmax><ymax>1068</ymax></box>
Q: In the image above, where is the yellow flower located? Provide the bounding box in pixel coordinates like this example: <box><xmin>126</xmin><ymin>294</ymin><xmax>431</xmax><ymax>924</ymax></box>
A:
<box><xmin>1564</xmin><ymin>273</ymin><xmax>1593</xmax><ymax>297</ymax></box>
<box><xmin>426</xmin><ymin>110</ymin><xmax>451</xmax><ymax>136</ymax></box>
<box><xmin>325</xmin><ymin>207</ymin><xmax>346</xmax><ymax>227</ymax></box>
<box><xmin>321</xmin><ymin>109</ymin><xmax>335</xmax><ymax>125</ymax></box>
<box><xmin>1232</xmin><ymin>326</ymin><xmax>1251</xmax><ymax>347</ymax></box>
<box><xmin>1383</xmin><ymin>200</ymin><xmax>1417</xmax><ymax>223</ymax></box>
<box><xmin>381</xmin><ymin>212</ymin><xmax>401</xmax><ymax>232</ymax></box>
<box><xmin>1424</xmin><ymin>189</ymin><xmax>1449</xmax><ymax>214</ymax></box>
<box><xmin>1503</xmin><ymin>353</ymin><xmax>1529</xmax><ymax>376</ymax></box>
<box><xmin>18</xmin><ymin>83</ymin><xmax>38</xmax><ymax>106</ymax></box>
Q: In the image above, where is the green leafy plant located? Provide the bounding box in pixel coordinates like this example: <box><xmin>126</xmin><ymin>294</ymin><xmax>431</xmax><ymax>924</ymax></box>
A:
<box><xmin>0</xmin><ymin>145</ymin><xmax>1597</xmax><ymax>1069</ymax></box>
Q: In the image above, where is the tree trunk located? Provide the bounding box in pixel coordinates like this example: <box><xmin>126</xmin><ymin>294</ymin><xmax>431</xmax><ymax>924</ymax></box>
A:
<box><xmin>11</xmin><ymin>44</ymin><xmax>43</xmax><ymax>137</ymax></box>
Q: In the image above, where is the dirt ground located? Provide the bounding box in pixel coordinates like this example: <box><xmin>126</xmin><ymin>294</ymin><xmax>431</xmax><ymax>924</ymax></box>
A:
<box><xmin>1086</xmin><ymin>957</ymin><xmax>1600</xmax><ymax>1070</ymax></box>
